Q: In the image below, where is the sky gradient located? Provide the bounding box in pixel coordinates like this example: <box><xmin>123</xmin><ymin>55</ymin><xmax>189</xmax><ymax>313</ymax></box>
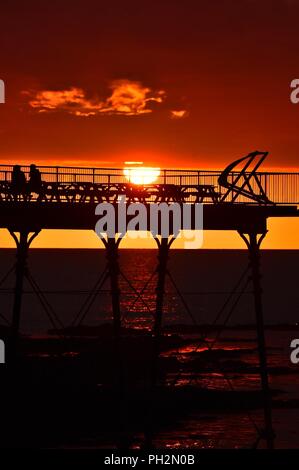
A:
<box><xmin>1</xmin><ymin>0</ymin><xmax>299</xmax><ymax>169</ymax></box>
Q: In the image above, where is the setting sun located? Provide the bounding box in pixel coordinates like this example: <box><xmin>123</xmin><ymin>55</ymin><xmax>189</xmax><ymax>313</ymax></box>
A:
<box><xmin>123</xmin><ymin>166</ymin><xmax>160</xmax><ymax>184</ymax></box>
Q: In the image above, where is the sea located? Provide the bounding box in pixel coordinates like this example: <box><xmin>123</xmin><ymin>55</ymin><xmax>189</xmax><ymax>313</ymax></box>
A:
<box><xmin>0</xmin><ymin>248</ymin><xmax>298</xmax><ymax>448</ymax></box>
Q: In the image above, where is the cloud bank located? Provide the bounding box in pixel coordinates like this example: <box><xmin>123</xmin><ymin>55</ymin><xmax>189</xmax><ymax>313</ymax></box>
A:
<box><xmin>26</xmin><ymin>80</ymin><xmax>166</xmax><ymax>117</ymax></box>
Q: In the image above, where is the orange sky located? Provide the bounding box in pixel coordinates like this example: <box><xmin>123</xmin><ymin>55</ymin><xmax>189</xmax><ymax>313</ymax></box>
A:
<box><xmin>0</xmin><ymin>1</ymin><xmax>298</xmax><ymax>249</ymax></box>
<box><xmin>0</xmin><ymin>217</ymin><xmax>298</xmax><ymax>249</ymax></box>
<box><xmin>1</xmin><ymin>1</ymin><xmax>299</xmax><ymax>169</ymax></box>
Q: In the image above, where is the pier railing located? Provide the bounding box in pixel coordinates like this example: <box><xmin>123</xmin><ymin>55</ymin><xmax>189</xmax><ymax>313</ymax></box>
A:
<box><xmin>0</xmin><ymin>164</ymin><xmax>298</xmax><ymax>205</ymax></box>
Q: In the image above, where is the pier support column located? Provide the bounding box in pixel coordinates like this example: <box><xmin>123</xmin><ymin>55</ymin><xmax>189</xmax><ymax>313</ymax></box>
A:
<box><xmin>152</xmin><ymin>236</ymin><xmax>175</xmax><ymax>385</ymax></box>
<box><xmin>102</xmin><ymin>237</ymin><xmax>122</xmax><ymax>343</ymax></box>
<box><xmin>9</xmin><ymin>229</ymin><xmax>41</xmax><ymax>352</ymax></box>
<box><xmin>100</xmin><ymin>237</ymin><xmax>123</xmax><ymax>385</ymax></box>
<box><xmin>143</xmin><ymin>235</ymin><xmax>175</xmax><ymax>449</ymax></box>
<box><xmin>238</xmin><ymin>230</ymin><xmax>275</xmax><ymax>449</ymax></box>
<box><xmin>101</xmin><ymin>235</ymin><xmax>129</xmax><ymax>447</ymax></box>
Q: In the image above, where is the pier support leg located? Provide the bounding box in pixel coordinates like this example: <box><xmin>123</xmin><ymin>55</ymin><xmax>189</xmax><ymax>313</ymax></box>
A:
<box><xmin>152</xmin><ymin>237</ymin><xmax>175</xmax><ymax>384</ymax></box>
<box><xmin>101</xmin><ymin>236</ymin><xmax>129</xmax><ymax>447</ymax></box>
<box><xmin>9</xmin><ymin>229</ymin><xmax>40</xmax><ymax>355</ymax></box>
<box><xmin>142</xmin><ymin>236</ymin><xmax>175</xmax><ymax>449</ymax></box>
<box><xmin>239</xmin><ymin>230</ymin><xmax>275</xmax><ymax>449</ymax></box>
<box><xmin>103</xmin><ymin>237</ymin><xmax>122</xmax><ymax>347</ymax></box>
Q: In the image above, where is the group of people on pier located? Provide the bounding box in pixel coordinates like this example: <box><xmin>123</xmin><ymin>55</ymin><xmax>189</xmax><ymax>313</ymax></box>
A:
<box><xmin>11</xmin><ymin>164</ymin><xmax>42</xmax><ymax>199</ymax></box>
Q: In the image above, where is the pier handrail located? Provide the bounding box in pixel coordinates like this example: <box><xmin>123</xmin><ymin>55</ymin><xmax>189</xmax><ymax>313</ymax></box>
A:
<box><xmin>0</xmin><ymin>163</ymin><xmax>298</xmax><ymax>204</ymax></box>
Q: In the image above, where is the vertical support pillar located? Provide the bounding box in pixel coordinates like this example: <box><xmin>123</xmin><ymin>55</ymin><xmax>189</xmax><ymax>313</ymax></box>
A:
<box><xmin>152</xmin><ymin>236</ymin><xmax>174</xmax><ymax>385</ymax></box>
<box><xmin>143</xmin><ymin>236</ymin><xmax>175</xmax><ymax>449</ymax></box>
<box><xmin>239</xmin><ymin>230</ymin><xmax>275</xmax><ymax>449</ymax></box>
<box><xmin>104</xmin><ymin>237</ymin><xmax>122</xmax><ymax>346</ymax></box>
<box><xmin>101</xmin><ymin>236</ymin><xmax>127</xmax><ymax>447</ymax></box>
<box><xmin>9</xmin><ymin>229</ymin><xmax>40</xmax><ymax>355</ymax></box>
<box><xmin>100</xmin><ymin>236</ymin><xmax>122</xmax><ymax>384</ymax></box>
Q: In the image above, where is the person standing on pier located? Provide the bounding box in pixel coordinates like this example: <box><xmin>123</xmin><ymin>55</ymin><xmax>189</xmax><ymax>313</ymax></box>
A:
<box><xmin>28</xmin><ymin>164</ymin><xmax>42</xmax><ymax>199</ymax></box>
<box><xmin>11</xmin><ymin>165</ymin><xmax>26</xmax><ymax>201</ymax></box>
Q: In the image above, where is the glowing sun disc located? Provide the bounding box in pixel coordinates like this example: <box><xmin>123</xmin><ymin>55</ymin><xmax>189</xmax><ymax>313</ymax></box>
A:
<box><xmin>124</xmin><ymin>167</ymin><xmax>160</xmax><ymax>185</ymax></box>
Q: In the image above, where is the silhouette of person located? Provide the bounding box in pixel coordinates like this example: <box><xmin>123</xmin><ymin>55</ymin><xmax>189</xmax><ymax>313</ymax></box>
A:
<box><xmin>11</xmin><ymin>165</ymin><xmax>26</xmax><ymax>200</ymax></box>
<box><xmin>28</xmin><ymin>164</ymin><xmax>42</xmax><ymax>195</ymax></box>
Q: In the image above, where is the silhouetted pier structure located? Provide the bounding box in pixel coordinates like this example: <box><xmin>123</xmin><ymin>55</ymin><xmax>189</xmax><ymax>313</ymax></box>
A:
<box><xmin>1</xmin><ymin>150</ymin><xmax>299</xmax><ymax>449</ymax></box>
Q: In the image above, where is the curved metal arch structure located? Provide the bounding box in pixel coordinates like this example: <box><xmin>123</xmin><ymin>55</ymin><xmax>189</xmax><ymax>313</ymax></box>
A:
<box><xmin>218</xmin><ymin>151</ymin><xmax>273</xmax><ymax>204</ymax></box>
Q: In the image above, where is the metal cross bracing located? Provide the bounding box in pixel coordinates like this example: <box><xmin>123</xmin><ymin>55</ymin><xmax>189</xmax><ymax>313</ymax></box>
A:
<box><xmin>0</xmin><ymin>151</ymin><xmax>299</xmax><ymax>205</ymax></box>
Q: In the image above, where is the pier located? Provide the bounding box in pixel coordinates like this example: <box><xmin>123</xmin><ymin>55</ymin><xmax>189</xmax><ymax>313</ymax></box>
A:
<box><xmin>0</xmin><ymin>150</ymin><xmax>298</xmax><ymax>449</ymax></box>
